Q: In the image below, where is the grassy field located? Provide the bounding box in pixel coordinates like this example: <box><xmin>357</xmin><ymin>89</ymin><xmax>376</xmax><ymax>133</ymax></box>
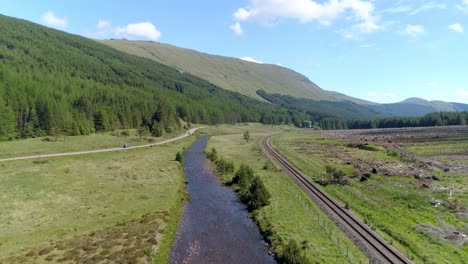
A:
<box><xmin>0</xmin><ymin>129</ymin><xmax>193</xmax><ymax>159</ymax></box>
<box><xmin>0</xmin><ymin>132</ymin><xmax>197</xmax><ymax>263</ymax></box>
<box><xmin>406</xmin><ymin>139</ymin><xmax>468</xmax><ymax>165</ymax></box>
<box><xmin>273</xmin><ymin>131</ymin><xmax>468</xmax><ymax>264</ymax></box>
<box><xmin>202</xmin><ymin>124</ymin><xmax>368</xmax><ymax>263</ymax></box>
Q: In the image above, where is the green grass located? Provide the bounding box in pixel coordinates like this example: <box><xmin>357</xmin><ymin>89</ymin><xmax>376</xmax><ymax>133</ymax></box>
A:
<box><xmin>273</xmin><ymin>131</ymin><xmax>468</xmax><ymax>264</ymax></box>
<box><xmin>0</xmin><ymin>134</ymin><xmax>196</xmax><ymax>262</ymax></box>
<box><xmin>406</xmin><ymin>140</ymin><xmax>468</xmax><ymax>157</ymax></box>
<box><xmin>204</xmin><ymin>124</ymin><xmax>367</xmax><ymax>263</ymax></box>
<box><xmin>0</xmin><ymin>129</ymin><xmax>189</xmax><ymax>159</ymax></box>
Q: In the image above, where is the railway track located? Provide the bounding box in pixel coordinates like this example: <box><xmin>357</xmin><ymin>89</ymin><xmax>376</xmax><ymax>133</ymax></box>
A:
<box><xmin>262</xmin><ymin>136</ymin><xmax>413</xmax><ymax>264</ymax></box>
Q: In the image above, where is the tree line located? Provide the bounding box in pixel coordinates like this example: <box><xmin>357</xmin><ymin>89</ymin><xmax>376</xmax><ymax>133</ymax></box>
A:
<box><xmin>0</xmin><ymin>15</ymin><xmax>307</xmax><ymax>141</ymax></box>
<box><xmin>343</xmin><ymin>111</ymin><xmax>468</xmax><ymax>130</ymax></box>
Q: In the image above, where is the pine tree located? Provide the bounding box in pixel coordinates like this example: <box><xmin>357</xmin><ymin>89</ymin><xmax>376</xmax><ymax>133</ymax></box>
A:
<box><xmin>248</xmin><ymin>177</ymin><xmax>271</xmax><ymax>210</ymax></box>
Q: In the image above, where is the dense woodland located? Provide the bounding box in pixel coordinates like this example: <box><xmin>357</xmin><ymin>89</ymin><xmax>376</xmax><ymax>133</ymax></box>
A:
<box><xmin>0</xmin><ymin>15</ymin><xmax>466</xmax><ymax>141</ymax></box>
<box><xmin>0</xmin><ymin>15</ymin><xmax>306</xmax><ymax>141</ymax></box>
<box><xmin>257</xmin><ymin>90</ymin><xmax>468</xmax><ymax>130</ymax></box>
<box><xmin>346</xmin><ymin>111</ymin><xmax>468</xmax><ymax>130</ymax></box>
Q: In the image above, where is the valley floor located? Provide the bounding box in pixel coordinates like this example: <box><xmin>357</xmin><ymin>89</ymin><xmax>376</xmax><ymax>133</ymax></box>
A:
<box><xmin>2</xmin><ymin>124</ymin><xmax>465</xmax><ymax>264</ymax></box>
<box><xmin>0</xmin><ymin>129</ymin><xmax>196</xmax><ymax>263</ymax></box>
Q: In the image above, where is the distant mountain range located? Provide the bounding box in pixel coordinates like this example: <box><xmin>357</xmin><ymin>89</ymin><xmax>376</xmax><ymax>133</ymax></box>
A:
<box><xmin>102</xmin><ymin>40</ymin><xmax>468</xmax><ymax>117</ymax></box>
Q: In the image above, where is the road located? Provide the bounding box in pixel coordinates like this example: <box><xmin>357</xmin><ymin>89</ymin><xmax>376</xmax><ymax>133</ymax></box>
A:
<box><xmin>0</xmin><ymin>127</ymin><xmax>203</xmax><ymax>163</ymax></box>
<box><xmin>262</xmin><ymin>135</ymin><xmax>413</xmax><ymax>264</ymax></box>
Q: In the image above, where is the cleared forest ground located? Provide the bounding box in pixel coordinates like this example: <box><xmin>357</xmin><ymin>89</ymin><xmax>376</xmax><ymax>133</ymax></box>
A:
<box><xmin>273</xmin><ymin>126</ymin><xmax>468</xmax><ymax>263</ymax></box>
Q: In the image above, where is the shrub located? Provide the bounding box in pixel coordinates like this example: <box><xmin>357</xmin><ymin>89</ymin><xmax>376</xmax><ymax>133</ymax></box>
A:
<box><xmin>325</xmin><ymin>165</ymin><xmax>345</xmax><ymax>179</ymax></box>
<box><xmin>205</xmin><ymin>148</ymin><xmax>217</xmax><ymax>161</ymax></box>
<box><xmin>243</xmin><ymin>130</ymin><xmax>250</xmax><ymax>143</ymax></box>
<box><xmin>248</xmin><ymin>177</ymin><xmax>271</xmax><ymax>210</ymax></box>
<box><xmin>215</xmin><ymin>158</ymin><xmax>235</xmax><ymax>175</ymax></box>
<box><xmin>175</xmin><ymin>151</ymin><xmax>184</xmax><ymax>164</ymax></box>
<box><xmin>232</xmin><ymin>164</ymin><xmax>254</xmax><ymax>191</ymax></box>
<box><xmin>263</xmin><ymin>160</ymin><xmax>275</xmax><ymax>171</ymax></box>
<box><xmin>121</xmin><ymin>130</ymin><xmax>130</xmax><ymax>137</ymax></box>
<box><xmin>348</xmin><ymin>143</ymin><xmax>378</xmax><ymax>151</ymax></box>
<box><xmin>279</xmin><ymin>239</ymin><xmax>311</xmax><ymax>264</ymax></box>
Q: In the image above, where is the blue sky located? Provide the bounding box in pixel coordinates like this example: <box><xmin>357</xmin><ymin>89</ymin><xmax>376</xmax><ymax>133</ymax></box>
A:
<box><xmin>1</xmin><ymin>0</ymin><xmax>468</xmax><ymax>103</ymax></box>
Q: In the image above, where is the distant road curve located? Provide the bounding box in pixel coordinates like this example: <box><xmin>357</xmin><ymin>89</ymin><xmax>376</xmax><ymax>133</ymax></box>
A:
<box><xmin>0</xmin><ymin>127</ymin><xmax>204</xmax><ymax>163</ymax></box>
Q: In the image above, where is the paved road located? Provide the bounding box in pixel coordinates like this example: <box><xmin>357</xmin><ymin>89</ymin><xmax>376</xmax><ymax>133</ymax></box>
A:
<box><xmin>0</xmin><ymin>127</ymin><xmax>204</xmax><ymax>163</ymax></box>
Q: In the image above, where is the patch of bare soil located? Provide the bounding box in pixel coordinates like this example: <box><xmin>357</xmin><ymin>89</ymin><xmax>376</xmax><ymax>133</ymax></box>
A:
<box><xmin>417</xmin><ymin>222</ymin><xmax>468</xmax><ymax>247</ymax></box>
<box><xmin>318</xmin><ymin>126</ymin><xmax>468</xmax><ymax>173</ymax></box>
<box><xmin>3</xmin><ymin>211</ymin><xmax>168</xmax><ymax>264</ymax></box>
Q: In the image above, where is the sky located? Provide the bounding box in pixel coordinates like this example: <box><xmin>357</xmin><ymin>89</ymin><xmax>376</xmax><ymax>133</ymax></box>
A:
<box><xmin>1</xmin><ymin>0</ymin><xmax>468</xmax><ymax>104</ymax></box>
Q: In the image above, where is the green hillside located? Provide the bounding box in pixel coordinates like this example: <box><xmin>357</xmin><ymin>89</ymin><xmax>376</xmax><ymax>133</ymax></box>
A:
<box><xmin>0</xmin><ymin>15</ymin><xmax>301</xmax><ymax>140</ymax></box>
<box><xmin>101</xmin><ymin>40</ymin><xmax>468</xmax><ymax>117</ymax></box>
<box><xmin>100</xmin><ymin>40</ymin><xmax>338</xmax><ymax>102</ymax></box>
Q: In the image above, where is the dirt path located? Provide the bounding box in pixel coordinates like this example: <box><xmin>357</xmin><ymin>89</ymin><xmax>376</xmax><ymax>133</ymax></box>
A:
<box><xmin>0</xmin><ymin>127</ymin><xmax>204</xmax><ymax>163</ymax></box>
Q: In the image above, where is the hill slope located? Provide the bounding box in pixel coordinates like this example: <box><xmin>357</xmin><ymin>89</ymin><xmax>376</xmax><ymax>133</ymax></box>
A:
<box><xmin>0</xmin><ymin>15</ymin><xmax>298</xmax><ymax>140</ymax></box>
<box><xmin>102</xmin><ymin>40</ymin><xmax>468</xmax><ymax>117</ymax></box>
<box><xmin>100</xmin><ymin>40</ymin><xmax>339</xmax><ymax>102</ymax></box>
<box><xmin>374</xmin><ymin>98</ymin><xmax>467</xmax><ymax>117</ymax></box>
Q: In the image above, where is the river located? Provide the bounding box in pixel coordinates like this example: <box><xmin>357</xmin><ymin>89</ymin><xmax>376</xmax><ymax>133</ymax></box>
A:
<box><xmin>168</xmin><ymin>136</ymin><xmax>275</xmax><ymax>264</ymax></box>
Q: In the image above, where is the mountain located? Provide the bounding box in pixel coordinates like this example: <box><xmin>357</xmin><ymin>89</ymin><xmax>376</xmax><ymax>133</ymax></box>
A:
<box><xmin>0</xmin><ymin>14</ymin><xmax>301</xmax><ymax>140</ymax></box>
<box><xmin>100</xmin><ymin>40</ymin><xmax>340</xmax><ymax>102</ymax></box>
<box><xmin>374</xmin><ymin>98</ymin><xmax>467</xmax><ymax>117</ymax></box>
<box><xmin>101</xmin><ymin>40</ymin><xmax>468</xmax><ymax>118</ymax></box>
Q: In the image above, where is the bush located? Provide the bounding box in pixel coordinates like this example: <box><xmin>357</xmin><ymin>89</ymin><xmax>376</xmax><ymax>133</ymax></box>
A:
<box><xmin>121</xmin><ymin>130</ymin><xmax>130</xmax><ymax>137</ymax></box>
<box><xmin>325</xmin><ymin>165</ymin><xmax>345</xmax><ymax>179</ymax></box>
<box><xmin>279</xmin><ymin>239</ymin><xmax>311</xmax><ymax>264</ymax></box>
<box><xmin>263</xmin><ymin>160</ymin><xmax>275</xmax><ymax>171</ymax></box>
<box><xmin>215</xmin><ymin>158</ymin><xmax>235</xmax><ymax>175</ymax></box>
<box><xmin>247</xmin><ymin>177</ymin><xmax>271</xmax><ymax>210</ymax></box>
<box><xmin>232</xmin><ymin>164</ymin><xmax>254</xmax><ymax>191</ymax></box>
<box><xmin>175</xmin><ymin>151</ymin><xmax>184</xmax><ymax>164</ymax></box>
<box><xmin>206</xmin><ymin>148</ymin><xmax>217</xmax><ymax>161</ymax></box>
<box><xmin>348</xmin><ymin>143</ymin><xmax>378</xmax><ymax>151</ymax></box>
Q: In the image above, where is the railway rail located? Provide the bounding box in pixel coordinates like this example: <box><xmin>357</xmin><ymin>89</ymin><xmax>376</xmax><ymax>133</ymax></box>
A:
<box><xmin>262</xmin><ymin>136</ymin><xmax>413</xmax><ymax>264</ymax></box>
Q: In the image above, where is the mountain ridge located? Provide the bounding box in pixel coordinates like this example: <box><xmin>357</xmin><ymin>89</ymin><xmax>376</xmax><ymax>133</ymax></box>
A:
<box><xmin>101</xmin><ymin>39</ymin><xmax>468</xmax><ymax>117</ymax></box>
<box><xmin>100</xmin><ymin>40</ymin><xmax>339</xmax><ymax>102</ymax></box>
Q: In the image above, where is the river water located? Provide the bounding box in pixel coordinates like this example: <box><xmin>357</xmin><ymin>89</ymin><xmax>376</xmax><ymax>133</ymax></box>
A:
<box><xmin>168</xmin><ymin>136</ymin><xmax>275</xmax><ymax>264</ymax></box>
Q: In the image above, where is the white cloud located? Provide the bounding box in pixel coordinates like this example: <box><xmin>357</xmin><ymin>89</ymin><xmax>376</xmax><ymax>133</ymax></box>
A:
<box><xmin>41</xmin><ymin>11</ymin><xmax>68</xmax><ymax>28</ymax></box>
<box><xmin>403</xmin><ymin>24</ymin><xmax>425</xmax><ymax>37</ymax></box>
<box><xmin>425</xmin><ymin>82</ymin><xmax>438</xmax><ymax>88</ymax></box>
<box><xmin>456</xmin><ymin>89</ymin><xmax>468</xmax><ymax>98</ymax></box>
<box><xmin>230</xmin><ymin>22</ymin><xmax>243</xmax><ymax>35</ymax></box>
<box><xmin>233</xmin><ymin>0</ymin><xmax>380</xmax><ymax>36</ymax></box>
<box><xmin>116</xmin><ymin>22</ymin><xmax>161</xmax><ymax>41</ymax></box>
<box><xmin>408</xmin><ymin>2</ymin><xmax>445</xmax><ymax>15</ymax></box>
<box><xmin>457</xmin><ymin>0</ymin><xmax>468</xmax><ymax>13</ymax></box>
<box><xmin>90</xmin><ymin>20</ymin><xmax>162</xmax><ymax>41</ymax></box>
<box><xmin>367</xmin><ymin>91</ymin><xmax>378</xmax><ymax>97</ymax></box>
<box><xmin>383</xmin><ymin>92</ymin><xmax>396</xmax><ymax>98</ymax></box>
<box><xmin>97</xmin><ymin>19</ymin><xmax>111</xmax><ymax>30</ymax></box>
<box><xmin>241</xmin><ymin>56</ymin><xmax>263</xmax><ymax>64</ymax></box>
<box><xmin>449</xmin><ymin>23</ymin><xmax>464</xmax><ymax>33</ymax></box>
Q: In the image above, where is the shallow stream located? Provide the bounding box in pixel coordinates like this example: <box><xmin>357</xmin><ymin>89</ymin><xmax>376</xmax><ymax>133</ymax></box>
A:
<box><xmin>168</xmin><ymin>136</ymin><xmax>275</xmax><ymax>263</ymax></box>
